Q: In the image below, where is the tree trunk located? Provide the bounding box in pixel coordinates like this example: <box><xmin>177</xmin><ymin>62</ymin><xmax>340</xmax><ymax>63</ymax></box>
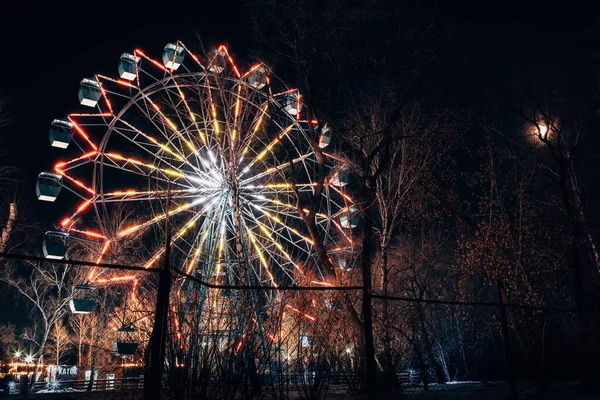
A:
<box><xmin>571</xmin><ymin>227</ymin><xmax>593</xmax><ymax>388</ymax></box>
<box><xmin>380</xmin><ymin>248</ymin><xmax>399</xmax><ymax>390</ymax></box>
<box><xmin>35</xmin><ymin>324</ymin><xmax>50</xmax><ymax>383</ymax></box>
<box><xmin>87</xmin><ymin>314</ymin><xmax>105</xmax><ymax>392</ymax></box>
<box><xmin>0</xmin><ymin>202</ymin><xmax>16</xmax><ymax>252</ymax></box>
<box><xmin>360</xmin><ymin>209</ymin><xmax>377</xmax><ymax>400</ymax></box>
<box><xmin>415</xmin><ymin>303</ymin><xmax>446</xmax><ymax>384</ymax></box>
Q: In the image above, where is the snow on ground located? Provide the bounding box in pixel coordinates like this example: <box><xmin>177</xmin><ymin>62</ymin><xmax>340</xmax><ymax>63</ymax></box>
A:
<box><xmin>329</xmin><ymin>381</ymin><xmax>600</xmax><ymax>399</ymax></box>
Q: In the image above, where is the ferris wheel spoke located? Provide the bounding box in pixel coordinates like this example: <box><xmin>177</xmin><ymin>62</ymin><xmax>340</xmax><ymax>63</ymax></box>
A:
<box><xmin>186</xmin><ymin>207</ymin><xmax>223</xmax><ymax>277</ymax></box>
<box><xmin>205</xmin><ymin>80</ymin><xmax>222</xmax><ymax>140</ymax></box>
<box><xmin>242</xmin><ymin>223</ymin><xmax>278</xmax><ymax>287</ymax></box>
<box><xmin>94</xmin><ymin>188</ymin><xmax>215</xmax><ymax>203</ymax></box>
<box><xmin>246</xmin><ymin>193</ymin><xmax>322</xmax><ymax>221</ymax></box>
<box><xmin>314</xmin><ymin>216</ymin><xmax>354</xmax><ymax>248</ymax></box>
<box><xmin>55</xmin><ymin>153</ymin><xmax>97</xmax><ymax>173</ymax></box>
<box><xmin>254</xmin><ymin>205</ymin><xmax>305</xmax><ymax>222</ymax></box>
<box><xmin>183</xmin><ymin>228</ymin><xmax>211</xmax><ymax>275</ymax></box>
<box><xmin>206</xmin><ymin>198</ymin><xmax>230</xmax><ymax>284</ymax></box>
<box><xmin>112</xmin><ymin>119</ymin><xmax>188</xmax><ymax>166</ymax></box>
<box><xmin>132</xmin><ymin>96</ymin><xmax>191</xmax><ymax>159</ymax></box>
<box><xmin>229</xmin><ymin>84</ymin><xmax>243</xmax><ymax>145</ymax></box>
<box><xmin>327</xmin><ymin>183</ymin><xmax>354</xmax><ymax>204</ymax></box>
<box><xmin>157</xmin><ymin>89</ymin><xmax>207</xmax><ymax>157</ymax></box>
<box><xmin>247</xmin><ymin>192</ymin><xmax>350</xmax><ymax>248</ymax></box>
<box><xmin>242</xmin><ymin>203</ymin><xmax>314</xmax><ymax>253</ymax></box>
<box><xmin>143</xmin><ymin>211</ymin><xmax>205</xmax><ymax>268</ymax></box>
<box><xmin>243</xmin><ymin>183</ymin><xmax>318</xmax><ymax>196</ymax></box>
<box><xmin>100</xmin><ymin>153</ymin><xmax>193</xmax><ymax>187</ymax></box>
<box><xmin>238</xmin><ymin>124</ymin><xmax>295</xmax><ymax>177</ymax></box>
<box><xmin>240</xmin><ymin>209</ymin><xmax>306</xmax><ymax>275</ymax></box>
<box><xmin>237</xmin><ymin>103</ymin><xmax>269</xmax><ymax>153</ymax></box>
<box><xmin>170</xmin><ymin>80</ymin><xmax>208</xmax><ymax>145</ymax></box>
<box><xmin>239</xmin><ymin>152</ymin><xmax>314</xmax><ymax>185</ymax></box>
<box><xmin>245</xmin><ymin>227</ymin><xmax>298</xmax><ymax>283</ymax></box>
<box><xmin>118</xmin><ymin>195</ymin><xmax>219</xmax><ymax>238</ymax></box>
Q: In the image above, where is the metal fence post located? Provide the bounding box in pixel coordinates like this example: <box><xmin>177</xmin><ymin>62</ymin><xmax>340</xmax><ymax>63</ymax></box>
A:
<box><xmin>497</xmin><ymin>280</ymin><xmax>518</xmax><ymax>400</ymax></box>
<box><xmin>361</xmin><ymin>216</ymin><xmax>377</xmax><ymax>400</ymax></box>
<box><xmin>144</xmin><ymin>189</ymin><xmax>172</xmax><ymax>400</ymax></box>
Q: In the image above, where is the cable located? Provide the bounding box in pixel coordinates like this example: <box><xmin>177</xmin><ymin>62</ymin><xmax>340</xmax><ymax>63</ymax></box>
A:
<box><xmin>0</xmin><ymin>252</ymin><xmax>586</xmax><ymax>313</ymax></box>
<box><xmin>171</xmin><ymin>266</ymin><xmax>362</xmax><ymax>291</ymax></box>
<box><xmin>0</xmin><ymin>252</ymin><xmax>160</xmax><ymax>273</ymax></box>
<box><xmin>372</xmin><ymin>294</ymin><xmax>582</xmax><ymax>313</ymax></box>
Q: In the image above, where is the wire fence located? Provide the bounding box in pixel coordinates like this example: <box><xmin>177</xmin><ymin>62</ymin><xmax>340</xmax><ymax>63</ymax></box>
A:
<box><xmin>0</xmin><ymin>252</ymin><xmax>588</xmax><ymax>399</ymax></box>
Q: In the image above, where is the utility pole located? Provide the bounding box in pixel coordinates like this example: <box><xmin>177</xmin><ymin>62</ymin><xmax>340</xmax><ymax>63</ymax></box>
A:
<box><xmin>497</xmin><ymin>280</ymin><xmax>518</xmax><ymax>400</ymax></box>
<box><xmin>144</xmin><ymin>188</ymin><xmax>172</xmax><ymax>400</ymax></box>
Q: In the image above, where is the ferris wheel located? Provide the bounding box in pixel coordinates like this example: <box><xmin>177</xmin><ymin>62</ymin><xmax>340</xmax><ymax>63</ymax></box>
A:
<box><xmin>36</xmin><ymin>41</ymin><xmax>357</xmax><ymax>295</ymax></box>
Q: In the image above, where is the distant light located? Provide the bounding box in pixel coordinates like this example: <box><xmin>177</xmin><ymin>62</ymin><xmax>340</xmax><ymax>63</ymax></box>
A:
<box><xmin>14</xmin><ymin>350</ymin><xmax>22</xmax><ymax>359</ymax></box>
<box><xmin>527</xmin><ymin>120</ymin><xmax>552</xmax><ymax>144</ymax></box>
<box><xmin>538</xmin><ymin>123</ymin><xmax>548</xmax><ymax>138</ymax></box>
<box><xmin>25</xmin><ymin>354</ymin><xmax>34</xmax><ymax>363</ymax></box>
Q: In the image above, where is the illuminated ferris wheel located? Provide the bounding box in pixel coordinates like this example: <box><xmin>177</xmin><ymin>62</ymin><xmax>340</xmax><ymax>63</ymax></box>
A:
<box><xmin>36</xmin><ymin>41</ymin><xmax>358</xmax><ymax>296</ymax></box>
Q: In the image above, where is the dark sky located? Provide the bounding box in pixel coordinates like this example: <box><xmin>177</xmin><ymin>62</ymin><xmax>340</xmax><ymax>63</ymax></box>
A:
<box><xmin>0</xmin><ymin>0</ymin><xmax>596</xmax><ymax>224</ymax></box>
<box><xmin>0</xmin><ymin>1</ymin><xmax>249</xmax><ymax>222</ymax></box>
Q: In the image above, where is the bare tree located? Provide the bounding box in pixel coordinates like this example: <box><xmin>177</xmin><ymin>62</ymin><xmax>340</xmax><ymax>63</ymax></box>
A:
<box><xmin>0</xmin><ymin>323</ymin><xmax>18</xmax><ymax>361</ymax></box>
<box><xmin>0</xmin><ymin>96</ymin><xmax>23</xmax><ymax>254</ymax></box>
<box><xmin>0</xmin><ymin>260</ymin><xmax>76</xmax><ymax>379</ymax></box>
<box><xmin>46</xmin><ymin>319</ymin><xmax>72</xmax><ymax>379</ymax></box>
<box><xmin>69</xmin><ymin>314</ymin><xmax>93</xmax><ymax>368</ymax></box>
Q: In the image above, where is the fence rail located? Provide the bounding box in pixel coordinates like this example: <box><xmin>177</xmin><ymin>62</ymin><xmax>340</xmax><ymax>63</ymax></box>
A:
<box><xmin>17</xmin><ymin>371</ymin><xmax>420</xmax><ymax>396</ymax></box>
<box><xmin>28</xmin><ymin>378</ymin><xmax>144</xmax><ymax>394</ymax></box>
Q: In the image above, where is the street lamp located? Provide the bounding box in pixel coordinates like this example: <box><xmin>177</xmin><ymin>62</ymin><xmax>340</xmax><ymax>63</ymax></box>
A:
<box><xmin>345</xmin><ymin>346</ymin><xmax>354</xmax><ymax>370</ymax></box>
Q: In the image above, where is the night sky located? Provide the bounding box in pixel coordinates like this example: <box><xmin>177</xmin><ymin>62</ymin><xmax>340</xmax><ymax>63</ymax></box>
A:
<box><xmin>0</xmin><ymin>1</ymin><xmax>248</xmax><ymax>223</ymax></box>
<box><xmin>0</xmin><ymin>0</ymin><xmax>596</xmax><ymax>224</ymax></box>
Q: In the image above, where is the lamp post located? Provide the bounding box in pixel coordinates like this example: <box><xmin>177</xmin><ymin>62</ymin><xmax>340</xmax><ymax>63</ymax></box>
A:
<box><xmin>346</xmin><ymin>346</ymin><xmax>354</xmax><ymax>370</ymax></box>
<box><xmin>12</xmin><ymin>350</ymin><xmax>22</xmax><ymax>376</ymax></box>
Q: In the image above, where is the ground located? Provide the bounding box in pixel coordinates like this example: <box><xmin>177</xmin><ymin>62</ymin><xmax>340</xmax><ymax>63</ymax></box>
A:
<box><xmin>335</xmin><ymin>381</ymin><xmax>600</xmax><ymax>399</ymax></box>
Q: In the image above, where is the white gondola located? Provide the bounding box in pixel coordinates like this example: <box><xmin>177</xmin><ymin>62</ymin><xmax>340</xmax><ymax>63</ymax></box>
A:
<box><xmin>208</xmin><ymin>49</ymin><xmax>227</xmax><ymax>73</ymax></box>
<box><xmin>78</xmin><ymin>78</ymin><xmax>102</xmax><ymax>107</ymax></box>
<box><xmin>247</xmin><ymin>65</ymin><xmax>267</xmax><ymax>89</ymax></box>
<box><xmin>340</xmin><ymin>206</ymin><xmax>360</xmax><ymax>229</ymax></box>
<box><xmin>118</xmin><ymin>53</ymin><xmax>140</xmax><ymax>81</ymax></box>
<box><xmin>36</xmin><ymin>172</ymin><xmax>62</xmax><ymax>202</ymax></box>
<box><xmin>113</xmin><ymin>326</ymin><xmax>138</xmax><ymax>356</ymax></box>
<box><xmin>70</xmin><ymin>284</ymin><xmax>96</xmax><ymax>314</ymax></box>
<box><xmin>162</xmin><ymin>42</ymin><xmax>184</xmax><ymax>70</ymax></box>
<box><xmin>43</xmin><ymin>231</ymin><xmax>69</xmax><ymax>260</ymax></box>
<box><xmin>49</xmin><ymin>119</ymin><xmax>73</xmax><ymax>149</ymax></box>
<box><xmin>300</xmin><ymin>335</ymin><xmax>312</xmax><ymax>347</ymax></box>
<box><xmin>330</xmin><ymin>166</ymin><xmax>349</xmax><ymax>187</ymax></box>
<box><xmin>318</xmin><ymin>123</ymin><xmax>332</xmax><ymax>148</ymax></box>
<box><xmin>284</xmin><ymin>92</ymin><xmax>302</xmax><ymax>116</ymax></box>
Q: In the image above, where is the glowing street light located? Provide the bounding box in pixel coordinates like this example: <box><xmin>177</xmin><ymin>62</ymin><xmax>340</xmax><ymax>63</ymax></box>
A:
<box><xmin>24</xmin><ymin>354</ymin><xmax>35</xmax><ymax>364</ymax></box>
<box><xmin>13</xmin><ymin>350</ymin><xmax>22</xmax><ymax>359</ymax></box>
